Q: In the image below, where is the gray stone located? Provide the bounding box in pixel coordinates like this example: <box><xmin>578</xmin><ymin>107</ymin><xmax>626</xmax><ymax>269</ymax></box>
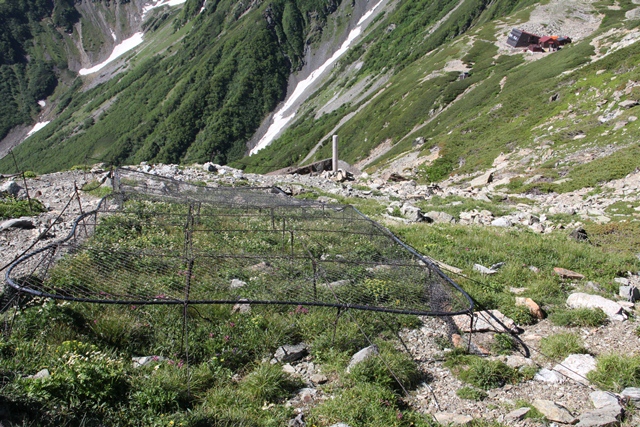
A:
<box><xmin>203</xmin><ymin>162</ymin><xmax>218</xmax><ymax>173</ymax></box>
<box><xmin>329</xmin><ymin>424</ymin><xmax>351</xmax><ymax>427</ymax></box>
<box><xmin>28</xmin><ymin>368</ymin><xmax>50</xmax><ymax>379</ymax></box>
<box><xmin>614</xmin><ymin>277</ymin><xmax>630</xmax><ymax>285</ymax></box>
<box><xmin>576</xmin><ymin>406</ymin><xmax>622</xmax><ymax>427</ymax></box>
<box><xmin>553</xmin><ymin>354</ymin><xmax>596</xmax><ymax>385</ymax></box>
<box><xmin>132</xmin><ymin>355</ymin><xmax>166</xmax><ymax>368</ymax></box>
<box><xmin>346</xmin><ymin>345</ymin><xmax>379</xmax><ymax>372</ymax></box>
<box><xmin>282</xmin><ymin>363</ymin><xmax>296</xmax><ymax>375</ymax></box>
<box><xmin>505</xmin><ymin>355</ymin><xmax>535</xmax><ymax>369</ymax></box>
<box><xmin>590</xmin><ymin>391</ymin><xmax>620</xmax><ymax>409</ymax></box>
<box><xmin>469</xmin><ymin>170</ymin><xmax>494</xmax><ymax>188</ymax></box>
<box><xmin>424</xmin><ymin>211</ymin><xmax>455</xmax><ymax>224</ymax></box>
<box><xmin>619</xmin><ymin>285</ymin><xmax>640</xmax><ymax>302</ymax></box>
<box><xmin>621</xmin><ymin>387</ymin><xmax>640</xmax><ymax>407</ymax></box>
<box><xmin>491</xmin><ymin>217</ymin><xmax>512</xmax><ymax>227</ymax></box>
<box><xmin>473</xmin><ymin>264</ymin><xmax>497</xmax><ymax>275</ymax></box>
<box><xmin>0</xmin><ymin>180</ymin><xmax>21</xmax><ymax>197</ymax></box>
<box><xmin>566</xmin><ymin>293</ymin><xmax>627</xmax><ymax>321</ymax></box>
<box><xmin>0</xmin><ymin>217</ymin><xmax>35</xmax><ymax>231</ymax></box>
<box><xmin>288</xmin><ymin>413</ymin><xmax>305</xmax><ymax>427</ymax></box>
<box><xmin>232</xmin><ymin>299</ymin><xmax>251</xmax><ymax>314</ymax></box>
<box><xmin>619</xmin><ymin>100</ymin><xmax>638</xmax><ymax>109</ymax></box>
<box><xmin>311</xmin><ymin>373</ymin><xmax>328</xmax><ymax>384</ymax></box>
<box><xmin>433</xmin><ymin>412</ymin><xmax>474</xmax><ymax>425</ymax></box>
<box><xmin>272</xmin><ymin>343</ymin><xmax>308</xmax><ymax>363</ymax></box>
<box><xmin>230</xmin><ymin>279</ymin><xmax>247</xmax><ymax>289</ymax></box>
<box><xmin>532</xmin><ymin>399</ymin><xmax>578</xmax><ymax>424</ymax></box>
<box><xmin>401</xmin><ymin>204</ymin><xmax>423</xmax><ymax>222</ymax></box>
<box><xmin>505</xmin><ymin>407</ymin><xmax>531</xmax><ymax>421</ymax></box>
<box><xmin>534</xmin><ymin>368</ymin><xmax>565</xmax><ymax>384</ymax></box>
<box><xmin>320</xmin><ymin>279</ymin><xmax>350</xmax><ymax>289</ymax></box>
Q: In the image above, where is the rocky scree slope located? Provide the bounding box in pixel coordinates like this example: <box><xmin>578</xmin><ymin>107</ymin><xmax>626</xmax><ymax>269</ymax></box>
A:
<box><xmin>2</xmin><ymin>162</ymin><xmax>640</xmax><ymax>425</ymax></box>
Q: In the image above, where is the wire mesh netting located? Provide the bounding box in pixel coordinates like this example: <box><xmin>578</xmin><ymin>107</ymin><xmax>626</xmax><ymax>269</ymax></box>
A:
<box><xmin>6</xmin><ymin>168</ymin><xmax>473</xmax><ymax>316</ymax></box>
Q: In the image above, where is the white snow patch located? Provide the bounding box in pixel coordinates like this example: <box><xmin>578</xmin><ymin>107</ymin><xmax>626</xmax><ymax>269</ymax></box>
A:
<box><xmin>79</xmin><ymin>32</ymin><xmax>144</xmax><ymax>76</ymax></box>
<box><xmin>26</xmin><ymin>121</ymin><xmax>51</xmax><ymax>137</ymax></box>
<box><xmin>249</xmin><ymin>0</ymin><xmax>385</xmax><ymax>155</ymax></box>
<box><xmin>143</xmin><ymin>0</ymin><xmax>188</xmax><ymax>17</ymax></box>
<box><xmin>110</xmin><ymin>29</ymin><xmax>117</xmax><ymax>41</ymax></box>
<box><xmin>37</xmin><ymin>100</ymin><xmax>46</xmax><ymax>107</ymax></box>
<box><xmin>199</xmin><ymin>0</ymin><xmax>207</xmax><ymax>14</ymax></box>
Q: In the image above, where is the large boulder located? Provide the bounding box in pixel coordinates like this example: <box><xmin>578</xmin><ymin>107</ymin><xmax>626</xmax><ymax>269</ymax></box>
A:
<box><xmin>0</xmin><ymin>180</ymin><xmax>21</xmax><ymax>197</ymax></box>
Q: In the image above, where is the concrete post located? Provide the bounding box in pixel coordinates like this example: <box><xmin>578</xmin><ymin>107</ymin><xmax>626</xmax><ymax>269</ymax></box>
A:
<box><xmin>332</xmin><ymin>135</ymin><xmax>338</xmax><ymax>172</ymax></box>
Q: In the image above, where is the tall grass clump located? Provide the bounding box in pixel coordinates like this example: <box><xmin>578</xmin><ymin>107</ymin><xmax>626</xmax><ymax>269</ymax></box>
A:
<box><xmin>587</xmin><ymin>354</ymin><xmax>640</xmax><ymax>392</ymax></box>
<box><xmin>548</xmin><ymin>308</ymin><xmax>608</xmax><ymax>327</ymax></box>
<box><xmin>539</xmin><ymin>333</ymin><xmax>587</xmax><ymax>360</ymax></box>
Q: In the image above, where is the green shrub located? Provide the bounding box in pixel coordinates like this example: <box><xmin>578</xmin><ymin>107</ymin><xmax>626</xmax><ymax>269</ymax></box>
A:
<box><xmin>348</xmin><ymin>342</ymin><xmax>421</xmax><ymax>392</ymax></box>
<box><xmin>456</xmin><ymin>386</ymin><xmax>487</xmax><ymax>401</ymax></box>
<box><xmin>17</xmin><ymin>340</ymin><xmax>127</xmax><ymax>411</ymax></box>
<box><xmin>539</xmin><ymin>333</ymin><xmax>587</xmax><ymax>360</ymax></box>
<box><xmin>0</xmin><ymin>196</ymin><xmax>46</xmax><ymax>219</ymax></box>
<box><xmin>587</xmin><ymin>354</ymin><xmax>640</xmax><ymax>392</ymax></box>
<box><xmin>23</xmin><ymin>171</ymin><xmax>37</xmax><ymax>178</ymax></box>
<box><xmin>240</xmin><ymin>363</ymin><xmax>303</xmax><ymax>403</ymax></box>
<box><xmin>309</xmin><ymin>382</ymin><xmax>435</xmax><ymax>427</ymax></box>
<box><xmin>549</xmin><ymin>308</ymin><xmax>608</xmax><ymax>327</ymax></box>
<box><xmin>446</xmin><ymin>354</ymin><xmax>520</xmax><ymax>389</ymax></box>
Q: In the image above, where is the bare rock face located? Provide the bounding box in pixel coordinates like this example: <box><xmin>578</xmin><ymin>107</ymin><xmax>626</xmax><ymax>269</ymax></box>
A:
<box><xmin>566</xmin><ymin>292</ymin><xmax>627</xmax><ymax>321</ymax></box>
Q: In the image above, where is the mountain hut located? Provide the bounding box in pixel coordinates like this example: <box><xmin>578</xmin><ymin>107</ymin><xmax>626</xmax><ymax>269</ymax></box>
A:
<box><xmin>506</xmin><ymin>28</ymin><xmax>540</xmax><ymax>48</ymax></box>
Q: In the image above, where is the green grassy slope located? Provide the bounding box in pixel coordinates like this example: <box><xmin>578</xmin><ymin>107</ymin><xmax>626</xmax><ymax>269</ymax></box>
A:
<box><xmin>241</xmin><ymin>0</ymin><xmax>640</xmax><ymax>186</ymax></box>
<box><xmin>0</xmin><ymin>0</ymin><xmax>346</xmax><ymax>173</ymax></box>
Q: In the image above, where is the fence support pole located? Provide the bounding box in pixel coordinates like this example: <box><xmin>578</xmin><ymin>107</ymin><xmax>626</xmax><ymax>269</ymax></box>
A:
<box><xmin>332</xmin><ymin>135</ymin><xmax>338</xmax><ymax>172</ymax></box>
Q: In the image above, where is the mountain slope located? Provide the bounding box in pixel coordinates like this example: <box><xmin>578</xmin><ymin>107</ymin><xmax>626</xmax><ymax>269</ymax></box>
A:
<box><xmin>1</xmin><ymin>0</ymin><xmax>640</xmax><ymax>195</ymax></box>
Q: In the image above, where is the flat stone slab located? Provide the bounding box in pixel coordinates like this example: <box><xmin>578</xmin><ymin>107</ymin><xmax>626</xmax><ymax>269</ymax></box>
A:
<box><xmin>553</xmin><ymin>354</ymin><xmax>596</xmax><ymax>385</ymax></box>
<box><xmin>453</xmin><ymin>310</ymin><xmax>519</xmax><ymax>333</ymax></box>
<box><xmin>555</xmin><ymin>267</ymin><xmax>585</xmax><ymax>279</ymax></box>
<box><xmin>532</xmin><ymin>399</ymin><xmax>577</xmax><ymax>424</ymax></box>
<box><xmin>534</xmin><ymin>368</ymin><xmax>565</xmax><ymax>384</ymax></box>
<box><xmin>576</xmin><ymin>406</ymin><xmax>622</xmax><ymax>427</ymax></box>
<box><xmin>566</xmin><ymin>292</ymin><xmax>627</xmax><ymax>321</ymax></box>
<box><xmin>621</xmin><ymin>387</ymin><xmax>640</xmax><ymax>408</ymax></box>
<box><xmin>590</xmin><ymin>391</ymin><xmax>620</xmax><ymax>409</ymax></box>
<box><xmin>0</xmin><ymin>217</ymin><xmax>35</xmax><ymax>231</ymax></box>
<box><xmin>505</xmin><ymin>407</ymin><xmax>530</xmax><ymax>421</ymax></box>
<box><xmin>433</xmin><ymin>412</ymin><xmax>474</xmax><ymax>425</ymax></box>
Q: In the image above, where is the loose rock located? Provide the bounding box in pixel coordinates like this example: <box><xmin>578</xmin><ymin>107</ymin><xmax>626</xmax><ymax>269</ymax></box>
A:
<box><xmin>272</xmin><ymin>343</ymin><xmax>308</xmax><ymax>363</ymax></box>
<box><xmin>532</xmin><ymin>399</ymin><xmax>577</xmax><ymax>424</ymax></box>
<box><xmin>346</xmin><ymin>345</ymin><xmax>378</xmax><ymax>372</ymax></box>
<box><xmin>553</xmin><ymin>354</ymin><xmax>596</xmax><ymax>385</ymax></box>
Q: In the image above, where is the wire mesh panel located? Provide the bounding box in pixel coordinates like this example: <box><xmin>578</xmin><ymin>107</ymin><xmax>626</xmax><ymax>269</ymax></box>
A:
<box><xmin>6</xmin><ymin>169</ymin><xmax>473</xmax><ymax>316</ymax></box>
